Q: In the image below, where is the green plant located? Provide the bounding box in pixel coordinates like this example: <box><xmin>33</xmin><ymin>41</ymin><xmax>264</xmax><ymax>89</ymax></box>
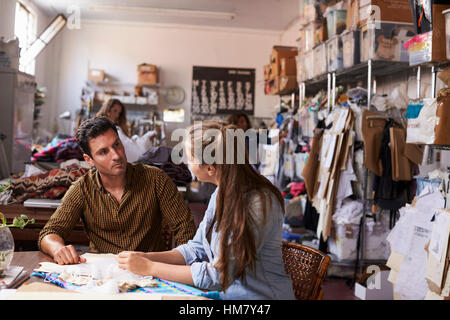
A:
<box><xmin>0</xmin><ymin>212</ymin><xmax>35</xmax><ymax>229</ymax></box>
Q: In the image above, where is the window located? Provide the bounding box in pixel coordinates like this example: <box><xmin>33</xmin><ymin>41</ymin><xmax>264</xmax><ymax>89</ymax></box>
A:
<box><xmin>14</xmin><ymin>1</ymin><xmax>37</xmax><ymax>75</ymax></box>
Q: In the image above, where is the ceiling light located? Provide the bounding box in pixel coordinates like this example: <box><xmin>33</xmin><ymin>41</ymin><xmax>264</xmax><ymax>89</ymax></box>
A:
<box><xmin>87</xmin><ymin>5</ymin><xmax>236</xmax><ymax>20</ymax></box>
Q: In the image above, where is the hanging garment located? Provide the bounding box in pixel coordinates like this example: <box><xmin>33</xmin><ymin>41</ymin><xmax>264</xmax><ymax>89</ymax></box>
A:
<box><xmin>373</xmin><ymin>120</ymin><xmax>414</xmax><ymax>211</ymax></box>
<box><xmin>302</xmin><ymin>129</ymin><xmax>323</xmax><ymax>201</ymax></box>
<box><xmin>434</xmin><ymin>88</ymin><xmax>450</xmax><ymax>145</ymax></box>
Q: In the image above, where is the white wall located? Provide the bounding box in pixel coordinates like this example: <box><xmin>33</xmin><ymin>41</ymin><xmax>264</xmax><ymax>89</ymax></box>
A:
<box><xmin>42</xmin><ymin>20</ymin><xmax>284</xmax><ymax>139</ymax></box>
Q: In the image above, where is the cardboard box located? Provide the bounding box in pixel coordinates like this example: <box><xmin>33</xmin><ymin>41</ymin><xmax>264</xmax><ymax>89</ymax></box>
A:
<box><xmin>278</xmin><ymin>75</ymin><xmax>297</xmax><ymax>93</ymax></box>
<box><xmin>270</xmin><ymin>46</ymin><xmax>298</xmax><ymax>77</ymax></box>
<box><xmin>313</xmin><ymin>43</ymin><xmax>327</xmax><ymax>77</ymax></box>
<box><xmin>314</xmin><ymin>19</ymin><xmax>328</xmax><ymax>45</ymax></box>
<box><xmin>264</xmin><ymin>64</ymin><xmax>272</xmax><ymax>80</ymax></box>
<box><xmin>137</xmin><ymin>63</ymin><xmax>158</xmax><ymax>85</ymax></box>
<box><xmin>327</xmin><ymin>35</ymin><xmax>344</xmax><ymax>72</ymax></box>
<box><xmin>88</xmin><ymin>68</ymin><xmax>105</xmax><ymax>82</ymax></box>
<box><xmin>342</xmin><ymin>29</ymin><xmax>361</xmax><ymax>68</ymax></box>
<box><xmin>280</xmin><ymin>56</ymin><xmax>297</xmax><ymax>76</ymax></box>
<box><xmin>346</xmin><ymin>0</ymin><xmax>360</xmax><ymax>31</ymax></box>
<box><xmin>360</xmin><ymin>21</ymin><xmax>415</xmax><ymax>63</ymax></box>
<box><xmin>354</xmin><ymin>270</ymin><xmax>394</xmax><ymax>300</ymax></box>
<box><xmin>358</xmin><ymin>0</ymin><xmax>413</xmax><ymax>26</ymax></box>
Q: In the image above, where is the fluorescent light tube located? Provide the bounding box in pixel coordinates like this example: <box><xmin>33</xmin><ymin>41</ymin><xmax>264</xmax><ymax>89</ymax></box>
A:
<box><xmin>87</xmin><ymin>5</ymin><xmax>236</xmax><ymax>20</ymax></box>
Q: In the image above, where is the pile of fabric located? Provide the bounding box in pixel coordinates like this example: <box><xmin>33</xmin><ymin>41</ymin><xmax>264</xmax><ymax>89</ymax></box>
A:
<box><xmin>138</xmin><ymin>146</ymin><xmax>192</xmax><ymax>186</ymax></box>
<box><xmin>32</xmin><ymin>137</ymin><xmax>84</xmax><ymax>163</ymax></box>
<box><xmin>3</xmin><ymin>161</ymin><xmax>89</xmax><ymax>204</ymax></box>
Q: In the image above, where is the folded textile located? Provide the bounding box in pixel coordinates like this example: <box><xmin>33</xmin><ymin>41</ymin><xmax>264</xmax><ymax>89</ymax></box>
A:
<box><xmin>10</xmin><ymin>165</ymin><xmax>88</xmax><ymax>203</ymax></box>
<box><xmin>32</xmin><ymin>137</ymin><xmax>84</xmax><ymax>163</ymax></box>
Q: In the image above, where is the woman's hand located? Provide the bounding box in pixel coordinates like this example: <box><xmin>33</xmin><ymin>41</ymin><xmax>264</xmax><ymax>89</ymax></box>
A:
<box><xmin>116</xmin><ymin>251</ymin><xmax>153</xmax><ymax>276</ymax></box>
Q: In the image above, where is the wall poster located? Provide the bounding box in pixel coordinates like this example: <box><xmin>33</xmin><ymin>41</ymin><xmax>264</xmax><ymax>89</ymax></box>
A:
<box><xmin>191</xmin><ymin>66</ymin><xmax>255</xmax><ymax>115</ymax></box>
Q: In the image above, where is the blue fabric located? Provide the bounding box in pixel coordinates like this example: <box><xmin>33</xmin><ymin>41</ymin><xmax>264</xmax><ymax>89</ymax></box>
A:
<box><xmin>175</xmin><ymin>189</ymin><xmax>296</xmax><ymax>300</ymax></box>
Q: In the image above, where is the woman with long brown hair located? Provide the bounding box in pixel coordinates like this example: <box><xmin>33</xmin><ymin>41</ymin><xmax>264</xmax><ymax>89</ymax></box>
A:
<box><xmin>117</xmin><ymin>121</ymin><xmax>294</xmax><ymax>299</ymax></box>
<box><xmin>96</xmin><ymin>98</ymin><xmax>155</xmax><ymax>162</ymax></box>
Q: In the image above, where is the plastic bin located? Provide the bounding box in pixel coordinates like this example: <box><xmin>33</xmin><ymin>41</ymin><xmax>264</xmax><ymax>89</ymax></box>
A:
<box><xmin>444</xmin><ymin>9</ymin><xmax>450</xmax><ymax>60</ymax></box>
<box><xmin>341</xmin><ymin>29</ymin><xmax>360</xmax><ymax>68</ymax></box>
<box><xmin>326</xmin><ymin>9</ymin><xmax>347</xmax><ymax>37</ymax></box>
<box><xmin>327</xmin><ymin>35</ymin><xmax>343</xmax><ymax>72</ymax></box>
<box><xmin>313</xmin><ymin>43</ymin><xmax>327</xmax><ymax>77</ymax></box>
<box><xmin>304</xmin><ymin>49</ymin><xmax>314</xmax><ymax>80</ymax></box>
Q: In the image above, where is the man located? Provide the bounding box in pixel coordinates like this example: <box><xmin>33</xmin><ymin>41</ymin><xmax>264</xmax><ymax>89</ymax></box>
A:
<box><xmin>38</xmin><ymin>117</ymin><xmax>196</xmax><ymax>265</ymax></box>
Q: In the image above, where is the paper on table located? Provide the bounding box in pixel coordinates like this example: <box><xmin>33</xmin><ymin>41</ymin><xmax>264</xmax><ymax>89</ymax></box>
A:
<box><xmin>34</xmin><ymin>253</ymin><xmax>157</xmax><ymax>294</ymax></box>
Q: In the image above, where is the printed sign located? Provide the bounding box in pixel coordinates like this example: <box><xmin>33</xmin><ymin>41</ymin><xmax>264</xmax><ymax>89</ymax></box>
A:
<box><xmin>191</xmin><ymin>66</ymin><xmax>255</xmax><ymax>115</ymax></box>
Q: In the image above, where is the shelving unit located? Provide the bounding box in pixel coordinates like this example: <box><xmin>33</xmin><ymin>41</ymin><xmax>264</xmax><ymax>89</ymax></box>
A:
<box><xmin>297</xmin><ymin>59</ymin><xmax>417</xmax><ymax>281</ymax></box>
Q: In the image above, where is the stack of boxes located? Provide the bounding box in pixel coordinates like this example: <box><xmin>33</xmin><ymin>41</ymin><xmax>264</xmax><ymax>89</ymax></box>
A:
<box><xmin>264</xmin><ymin>46</ymin><xmax>298</xmax><ymax>95</ymax></box>
<box><xmin>294</xmin><ymin>0</ymin><xmax>423</xmax><ymax>86</ymax></box>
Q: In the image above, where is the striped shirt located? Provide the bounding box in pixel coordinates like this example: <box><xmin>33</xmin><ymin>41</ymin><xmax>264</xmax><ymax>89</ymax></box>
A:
<box><xmin>38</xmin><ymin>162</ymin><xmax>196</xmax><ymax>254</ymax></box>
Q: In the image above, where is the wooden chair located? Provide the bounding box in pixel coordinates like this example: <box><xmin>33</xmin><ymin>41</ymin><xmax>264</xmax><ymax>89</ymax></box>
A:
<box><xmin>281</xmin><ymin>241</ymin><xmax>331</xmax><ymax>300</ymax></box>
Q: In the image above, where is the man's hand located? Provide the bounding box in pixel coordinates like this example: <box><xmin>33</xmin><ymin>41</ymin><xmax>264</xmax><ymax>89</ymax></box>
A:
<box><xmin>53</xmin><ymin>244</ymin><xmax>87</xmax><ymax>265</ymax></box>
<box><xmin>117</xmin><ymin>251</ymin><xmax>152</xmax><ymax>276</ymax></box>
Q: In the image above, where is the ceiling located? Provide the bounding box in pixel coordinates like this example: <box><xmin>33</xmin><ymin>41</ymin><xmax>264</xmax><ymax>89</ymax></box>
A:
<box><xmin>32</xmin><ymin>0</ymin><xmax>300</xmax><ymax>31</ymax></box>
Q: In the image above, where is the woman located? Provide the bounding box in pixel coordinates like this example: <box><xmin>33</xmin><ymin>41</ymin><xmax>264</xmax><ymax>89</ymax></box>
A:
<box><xmin>96</xmin><ymin>98</ymin><xmax>155</xmax><ymax>162</ymax></box>
<box><xmin>117</xmin><ymin>121</ymin><xmax>295</xmax><ymax>300</ymax></box>
<box><xmin>226</xmin><ymin>113</ymin><xmax>252</xmax><ymax>131</ymax></box>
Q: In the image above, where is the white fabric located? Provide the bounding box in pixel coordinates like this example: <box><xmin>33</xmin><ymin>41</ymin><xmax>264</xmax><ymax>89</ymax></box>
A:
<box><xmin>117</xmin><ymin>126</ymin><xmax>155</xmax><ymax>163</ymax></box>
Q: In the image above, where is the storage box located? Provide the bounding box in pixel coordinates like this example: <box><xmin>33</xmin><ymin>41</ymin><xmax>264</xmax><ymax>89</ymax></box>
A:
<box><xmin>346</xmin><ymin>0</ymin><xmax>360</xmax><ymax>31</ymax></box>
<box><xmin>342</xmin><ymin>29</ymin><xmax>361</xmax><ymax>68</ymax></box>
<box><xmin>304</xmin><ymin>23</ymin><xmax>316</xmax><ymax>52</ymax></box>
<box><xmin>313</xmin><ymin>43</ymin><xmax>327</xmax><ymax>77</ymax></box>
<box><xmin>360</xmin><ymin>22</ymin><xmax>415</xmax><ymax>62</ymax></box>
<box><xmin>88</xmin><ymin>68</ymin><xmax>105</xmax><ymax>82</ymax></box>
<box><xmin>328</xmin><ymin>220</ymin><xmax>391</xmax><ymax>261</ymax></box>
<box><xmin>137</xmin><ymin>63</ymin><xmax>158</xmax><ymax>85</ymax></box>
<box><xmin>270</xmin><ymin>46</ymin><xmax>298</xmax><ymax>77</ymax></box>
<box><xmin>327</xmin><ymin>35</ymin><xmax>344</xmax><ymax>72</ymax></box>
<box><xmin>264</xmin><ymin>64</ymin><xmax>272</xmax><ymax>80</ymax></box>
<box><xmin>314</xmin><ymin>19</ymin><xmax>328</xmax><ymax>45</ymax></box>
<box><xmin>280</xmin><ymin>56</ymin><xmax>297</xmax><ymax>76</ymax></box>
<box><xmin>304</xmin><ymin>50</ymin><xmax>315</xmax><ymax>80</ymax></box>
<box><xmin>445</xmin><ymin>9</ymin><xmax>450</xmax><ymax>60</ymax></box>
<box><xmin>296</xmin><ymin>55</ymin><xmax>307</xmax><ymax>83</ymax></box>
<box><xmin>354</xmin><ymin>270</ymin><xmax>394</xmax><ymax>300</ymax></box>
<box><xmin>405</xmin><ymin>3</ymin><xmax>450</xmax><ymax>64</ymax></box>
<box><xmin>358</xmin><ymin>0</ymin><xmax>413</xmax><ymax>26</ymax></box>
<box><xmin>325</xmin><ymin>9</ymin><xmax>347</xmax><ymax>37</ymax></box>
<box><xmin>278</xmin><ymin>75</ymin><xmax>297</xmax><ymax>93</ymax></box>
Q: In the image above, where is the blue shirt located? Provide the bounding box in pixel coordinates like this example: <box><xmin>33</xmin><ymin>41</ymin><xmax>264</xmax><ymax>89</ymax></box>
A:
<box><xmin>175</xmin><ymin>188</ymin><xmax>296</xmax><ymax>300</ymax></box>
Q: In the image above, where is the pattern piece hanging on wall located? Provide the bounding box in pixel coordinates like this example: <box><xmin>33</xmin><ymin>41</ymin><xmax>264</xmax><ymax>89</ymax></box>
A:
<box><xmin>191</xmin><ymin>66</ymin><xmax>255</xmax><ymax>115</ymax></box>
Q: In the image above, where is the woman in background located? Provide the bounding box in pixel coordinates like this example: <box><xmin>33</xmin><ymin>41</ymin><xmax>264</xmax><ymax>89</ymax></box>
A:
<box><xmin>226</xmin><ymin>112</ymin><xmax>252</xmax><ymax>131</ymax></box>
<box><xmin>96</xmin><ymin>98</ymin><xmax>155</xmax><ymax>162</ymax></box>
<box><xmin>117</xmin><ymin>121</ymin><xmax>295</xmax><ymax>300</ymax></box>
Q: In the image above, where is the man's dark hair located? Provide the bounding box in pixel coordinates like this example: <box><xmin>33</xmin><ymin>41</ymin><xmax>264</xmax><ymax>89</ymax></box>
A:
<box><xmin>76</xmin><ymin>116</ymin><xmax>118</xmax><ymax>157</ymax></box>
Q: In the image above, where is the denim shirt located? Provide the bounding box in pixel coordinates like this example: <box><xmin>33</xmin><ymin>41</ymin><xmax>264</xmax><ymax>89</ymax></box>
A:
<box><xmin>175</xmin><ymin>188</ymin><xmax>295</xmax><ymax>300</ymax></box>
